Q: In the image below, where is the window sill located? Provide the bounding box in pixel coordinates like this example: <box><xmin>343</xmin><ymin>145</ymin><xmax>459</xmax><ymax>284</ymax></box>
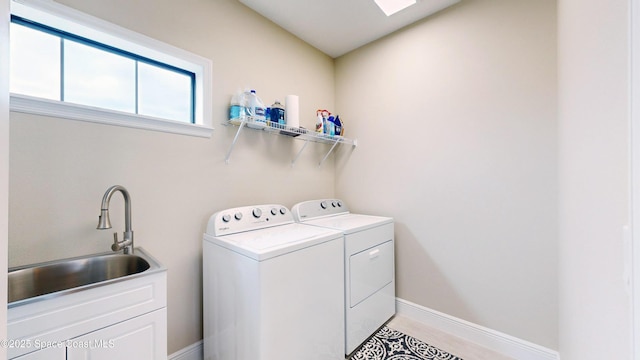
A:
<box><xmin>10</xmin><ymin>94</ymin><xmax>214</xmax><ymax>138</ymax></box>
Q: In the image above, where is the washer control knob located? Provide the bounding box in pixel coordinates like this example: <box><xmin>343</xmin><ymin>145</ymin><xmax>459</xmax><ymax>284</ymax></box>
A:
<box><xmin>234</xmin><ymin>212</ymin><xmax>243</xmax><ymax>221</ymax></box>
<box><xmin>320</xmin><ymin>201</ymin><xmax>328</xmax><ymax>209</ymax></box>
<box><xmin>271</xmin><ymin>208</ymin><xmax>278</xmax><ymax>216</ymax></box>
<box><xmin>337</xmin><ymin>201</ymin><xmax>343</xmax><ymax>207</ymax></box>
<box><xmin>280</xmin><ymin>207</ymin><xmax>287</xmax><ymax>215</ymax></box>
<box><xmin>222</xmin><ymin>214</ymin><xmax>231</xmax><ymax>223</ymax></box>
<box><xmin>252</xmin><ymin>208</ymin><xmax>262</xmax><ymax>218</ymax></box>
<box><xmin>332</xmin><ymin>201</ymin><xmax>337</xmax><ymax>207</ymax></box>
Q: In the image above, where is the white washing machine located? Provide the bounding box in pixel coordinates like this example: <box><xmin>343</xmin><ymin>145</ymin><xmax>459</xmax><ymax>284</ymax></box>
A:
<box><xmin>291</xmin><ymin>199</ymin><xmax>395</xmax><ymax>355</ymax></box>
<box><xmin>203</xmin><ymin>204</ymin><xmax>345</xmax><ymax>360</ymax></box>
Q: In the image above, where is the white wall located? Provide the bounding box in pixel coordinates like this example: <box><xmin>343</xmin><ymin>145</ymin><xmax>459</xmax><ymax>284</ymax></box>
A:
<box><xmin>1</xmin><ymin>0</ymin><xmax>9</xmax><ymax>357</ymax></box>
<box><xmin>9</xmin><ymin>0</ymin><xmax>336</xmax><ymax>354</ymax></box>
<box><xmin>335</xmin><ymin>0</ymin><xmax>558</xmax><ymax>349</ymax></box>
<box><xmin>557</xmin><ymin>0</ymin><xmax>632</xmax><ymax>358</ymax></box>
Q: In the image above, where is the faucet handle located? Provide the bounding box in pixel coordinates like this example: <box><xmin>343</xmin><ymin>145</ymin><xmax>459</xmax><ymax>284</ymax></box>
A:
<box><xmin>111</xmin><ymin>232</ymin><xmax>120</xmax><ymax>251</ymax></box>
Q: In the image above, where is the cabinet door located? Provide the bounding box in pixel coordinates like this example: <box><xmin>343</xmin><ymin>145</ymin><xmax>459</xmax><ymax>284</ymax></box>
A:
<box><xmin>67</xmin><ymin>309</ymin><xmax>167</xmax><ymax>360</ymax></box>
<box><xmin>13</xmin><ymin>346</ymin><xmax>65</xmax><ymax>359</ymax></box>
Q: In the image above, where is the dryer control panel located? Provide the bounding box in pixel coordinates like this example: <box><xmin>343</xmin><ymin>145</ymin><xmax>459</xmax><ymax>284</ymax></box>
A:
<box><xmin>291</xmin><ymin>198</ymin><xmax>350</xmax><ymax>222</ymax></box>
<box><xmin>206</xmin><ymin>204</ymin><xmax>293</xmax><ymax>236</ymax></box>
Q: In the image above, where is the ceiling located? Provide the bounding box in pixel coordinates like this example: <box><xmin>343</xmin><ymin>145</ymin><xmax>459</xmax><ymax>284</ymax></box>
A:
<box><xmin>238</xmin><ymin>0</ymin><xmax>461</xmax><ymax>58</ymax></box>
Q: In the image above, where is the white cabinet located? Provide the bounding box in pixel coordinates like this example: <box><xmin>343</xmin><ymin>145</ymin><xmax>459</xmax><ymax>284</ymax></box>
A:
<box><xmin>67</xmin><ymin>309</ymin><xmax>166</xmax><ymax>360</ymax></box>
<box><xmin>13</xmin><ymin>346</ymin><xmax>64</xmax><ymax>359</ymax></box>
<box><xmin>8</xmin><ymin>257</ymin><xmax>167</xmax><ymax>360</ymax></box>
<box><xmin>11</xmin><ymin>309</ymin><xmax>166</xmax><ymax>360</ymax></box>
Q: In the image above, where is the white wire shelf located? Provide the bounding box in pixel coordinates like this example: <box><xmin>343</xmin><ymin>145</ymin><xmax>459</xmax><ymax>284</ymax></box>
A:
<box><xmin>224</xmin><ymin>117</ymin><xmax>358</xmax><ymax>166</ymax></box>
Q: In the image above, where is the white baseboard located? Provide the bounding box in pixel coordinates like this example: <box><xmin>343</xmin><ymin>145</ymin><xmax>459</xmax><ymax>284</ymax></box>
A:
<box><xmin>395</xmin><ymin>298</ymin><xmax>560</xmax><ymax>360</ymax></box>
<box><xmin>168</xmin><ymin>340</ymin><xmax>203</xmax><ymax>360</ymax></box>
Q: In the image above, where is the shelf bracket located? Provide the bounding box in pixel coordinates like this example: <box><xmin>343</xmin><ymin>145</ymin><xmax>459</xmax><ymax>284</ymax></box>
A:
<box><xmin>291</xmin><ymin>140</ymin><xmax>309</xmax><ymax>167</ymax></box>
<box><xmin>318</xmin><ymin>137</ymin><xmax>341</xmax><ymax>167</ymax></box>
<box><xmin>224</xmin><ymin>120</ymin><xmax>247</xmax><ymax>164</ymax></box>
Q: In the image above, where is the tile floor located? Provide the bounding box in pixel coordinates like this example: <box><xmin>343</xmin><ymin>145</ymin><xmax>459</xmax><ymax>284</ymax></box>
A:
<box><xmin>386</xmin><ymin>315</ymin><xmax>515</xmax><ymax>360</ymax></box>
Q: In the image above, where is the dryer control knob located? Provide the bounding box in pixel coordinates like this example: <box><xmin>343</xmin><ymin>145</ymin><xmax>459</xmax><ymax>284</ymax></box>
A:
<box><xmin>270</xmin><ymin>208</ymin><xmax>278</xmax><ymax>216</ymax></box>
<box><xmin>320</xmin><ymin>201</ymin><xmax>328</xmax><ymax>209</ymax></box>
<box><xmin>280</xmin><ymin>207</ymin><xmax>287</xmax><ymax>215</ymax></box>
<box><xmin>234</xmin><ymin>212</ymin><xmax>243</xmax><ymax>221</ymax></box>
<box><xmin>332</xmin><ymin>201</ymin><xmax>337</xmax><ymax>207</ymax></box>
<box><xmin>253</xmin><ymin>208</ymin><xmax>262</xmax><ymax>218</ymax></box>
<box><xmin>337</xmin><ymin>201</ymin><xmax>343</xmax><ymax>207</ymax></box>
<box><xmin>222</xmin><ymin>214</ymin><xmax>231</xmax><ymax>223</ymax></box>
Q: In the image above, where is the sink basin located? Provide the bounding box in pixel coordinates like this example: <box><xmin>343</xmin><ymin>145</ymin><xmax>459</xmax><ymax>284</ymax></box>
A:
<box><xmin>8</xmin><ymin>248</ymin><xmax>162</xmax><ymax>305</ymax></box>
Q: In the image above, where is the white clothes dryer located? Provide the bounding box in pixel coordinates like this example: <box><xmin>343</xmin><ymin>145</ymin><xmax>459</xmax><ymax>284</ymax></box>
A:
<box><xmin>291</xmin><ymin>199</ymin><xmax>395</xmax><ymax>355</ymax></box>
<box><xmin>203</xmin><ymin>204</ymin><xmax>345</xmax><ymax>360</ymax></box>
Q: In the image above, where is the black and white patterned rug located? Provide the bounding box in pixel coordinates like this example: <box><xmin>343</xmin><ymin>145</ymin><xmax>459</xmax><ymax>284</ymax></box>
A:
<box><xmin>350</xmin><ymin>326</ymin><xmax>464</xmax><ymax>360</ymax></box>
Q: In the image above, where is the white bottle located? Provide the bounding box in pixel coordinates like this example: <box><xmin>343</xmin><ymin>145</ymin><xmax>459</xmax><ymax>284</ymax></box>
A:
<box><xmin>247</xmin><ymin>89</ymin><xmax>266</xmax><ymax>128</ymax></box>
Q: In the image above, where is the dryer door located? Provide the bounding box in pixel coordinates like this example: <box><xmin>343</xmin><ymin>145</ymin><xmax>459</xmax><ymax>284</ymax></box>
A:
<box><xmin>349</xmin><ymin>240</ymin><xmax>394</xmax><ymax>307</ymax></box>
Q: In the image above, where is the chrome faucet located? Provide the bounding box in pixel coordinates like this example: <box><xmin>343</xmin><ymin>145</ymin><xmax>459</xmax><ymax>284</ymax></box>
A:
<box><xmin>97</xmin><ymin>185</ymin><xmax>134</xmax><ymax>254</ymax></box>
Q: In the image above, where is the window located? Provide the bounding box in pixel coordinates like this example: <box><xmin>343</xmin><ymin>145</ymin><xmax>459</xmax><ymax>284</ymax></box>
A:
<box><xmin>10</xmin><ymin>20</ymin><xmax>60</xmax><ymax>100</ymax></box>
<box><xmin>9</xmin><ymin>0</ymin><xmax>212</xmax><ymax>137</ymax></box>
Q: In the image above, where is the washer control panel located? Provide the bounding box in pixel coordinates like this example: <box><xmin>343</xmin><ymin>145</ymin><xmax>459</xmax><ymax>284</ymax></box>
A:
<box><xmin>207</xmin><ymin>204</ymin><xmax>293</xmax><ymax>236</ymax></box>
<box><xmin>291</xmin><ymin>199</ymin><xmax>350</xmax><ymax>222</ymax></box>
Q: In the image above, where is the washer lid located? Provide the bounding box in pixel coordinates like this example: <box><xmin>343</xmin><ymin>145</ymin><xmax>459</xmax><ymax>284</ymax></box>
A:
<box><xmin>204</xmin><ymin>223</ymin><xmax>342</xmax><ymax>261</ymax></box>
<box><xmin>303</xmin><ymin>213</ymin><xmax>393</xmax><ymax>234</ymax></box>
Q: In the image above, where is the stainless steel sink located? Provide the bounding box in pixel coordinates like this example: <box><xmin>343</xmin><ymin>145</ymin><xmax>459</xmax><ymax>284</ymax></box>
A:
<box><xmin>8</xmin><ymin>247</ymin><xmax>163</xmax><ymax>306</ymax></box>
